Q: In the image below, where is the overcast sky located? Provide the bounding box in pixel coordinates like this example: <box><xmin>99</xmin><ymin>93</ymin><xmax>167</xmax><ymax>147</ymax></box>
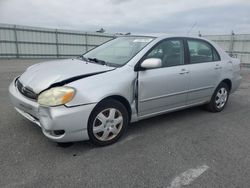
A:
<box><xmin>0</xmin><ymin>0</ymin><xmax>250</xmax><ymax>35</ymax></box>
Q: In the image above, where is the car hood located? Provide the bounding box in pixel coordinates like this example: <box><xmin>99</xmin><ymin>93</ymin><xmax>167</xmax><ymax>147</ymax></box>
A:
<box><xmin>18</xmin><ymin>59</ymin><xmax>115</xmax><ymax>93</ymax></box>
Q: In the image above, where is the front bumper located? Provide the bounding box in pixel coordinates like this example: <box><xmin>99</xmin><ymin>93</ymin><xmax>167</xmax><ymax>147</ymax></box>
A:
<box><xmin>9</xmin><ymin>79</ymin><xmax>96</xmax><ymax>142</ymax></box>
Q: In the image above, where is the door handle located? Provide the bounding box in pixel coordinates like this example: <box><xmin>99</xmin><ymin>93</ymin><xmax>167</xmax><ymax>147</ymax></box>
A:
<box><xmin>179</xmin><ymin>72</ymin><xmax>189</xmax><ymax>74</ymax></box>
<box><xmin>214</xmin><ymin>67</ymin><xmax>222</xmax><ymax>70</ymax></box>
<box><xmin>214</xmin><ymin>64</ymin><xmax>222</xmax><ymax>70</ymax></box>
<box><xmin>179</xmin><ymin>69</ymin><xmax>189</xmax><ymax>75</ymax></box>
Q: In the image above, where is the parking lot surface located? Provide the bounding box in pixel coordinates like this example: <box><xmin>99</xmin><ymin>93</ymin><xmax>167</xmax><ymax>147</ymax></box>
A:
<box><xmin>1</xmin><ymin>59</ymin><xmax>250</xmax><ymax>188</ymax></box>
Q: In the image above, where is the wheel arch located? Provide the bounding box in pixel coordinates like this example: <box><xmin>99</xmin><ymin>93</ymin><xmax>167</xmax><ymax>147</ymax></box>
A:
<box><xmin>210</xmin><ymin>78</ymin><xmax>232</xmax><ymax>102</ymax></box>
<box><xmin>105</xmin><ymin>95</ymin><xmax>132</xmax><ymax>121</ymax></box>
<box><xmin>91</xmin><ymin>95</ymin><xmax>132</xmax><ymax>122</ymax></box>
<box><xmin>221</xmin><ymin>78</ymin><xmax>232</xmax><ymax>92</ymax></box>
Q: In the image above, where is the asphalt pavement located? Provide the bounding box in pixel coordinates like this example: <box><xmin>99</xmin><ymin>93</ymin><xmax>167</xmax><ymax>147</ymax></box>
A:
<box><xmin>0</xmin><ymin>59</ymin><xmax>250</xmax><ymax>188</ymax></box>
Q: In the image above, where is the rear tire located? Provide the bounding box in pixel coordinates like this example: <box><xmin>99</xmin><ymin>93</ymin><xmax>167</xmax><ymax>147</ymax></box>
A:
<box><xmin>87</xmin><ymin>99</ymin><xmax>129</xmax><ymax>146</ymax></box>
<box><xmin>205</xmin><ymin>82</ymin><xmax>229</xmax><ymax>112</ymax></box>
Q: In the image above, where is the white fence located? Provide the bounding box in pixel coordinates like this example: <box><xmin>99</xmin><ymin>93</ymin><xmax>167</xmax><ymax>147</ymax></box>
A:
<box><xmin>204</xmin><ymin>34</ymin><xmax>250</xmax><ymax>64</ymax></box>
<box><xmin>0</xmin><ymin>23</ymin><xmax>114</xmax><ymax>58</ymax></box>
<box><xmin>0</xmin><ymin>23</ymin><xmax>250</xmax><ymax>64</ymax></box>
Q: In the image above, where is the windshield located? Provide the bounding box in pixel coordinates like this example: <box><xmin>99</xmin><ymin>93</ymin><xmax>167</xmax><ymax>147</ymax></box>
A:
<box><xmin>82</xmin><ymin>36</ymin><xmax>155</xmax><ymax>67</ymax></box>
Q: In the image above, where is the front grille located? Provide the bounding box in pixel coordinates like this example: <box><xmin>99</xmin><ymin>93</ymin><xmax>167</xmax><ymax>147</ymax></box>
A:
<box><xmin>16</xmin><ymin>79</ymin><xmax>38</xmax><ymax>100</ymax></box>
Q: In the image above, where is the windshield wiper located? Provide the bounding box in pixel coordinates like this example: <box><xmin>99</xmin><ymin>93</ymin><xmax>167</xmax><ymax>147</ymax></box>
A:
<box><xmin>87</xmin><ymin>58</ymin><xmax>106</xmax><ymax>65</ymax></box>
<box><xmin>78</xmin><ymin>55</ymin><xmax>89</xmax><ymax>61</ymax></box>
<box><xmin>78</xmin><ymin>55</ymin><xmax>114</xmax><ymax>67</ymax></box>
<box><xmin>78</xmin><ymin>56</ymin><xmax>105</xmax><ymax>65</ymax></box>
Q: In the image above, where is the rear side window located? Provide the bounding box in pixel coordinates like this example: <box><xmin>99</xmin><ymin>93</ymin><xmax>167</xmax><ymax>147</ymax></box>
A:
<box><xmin>187</xmin><ymin>40</ymin><xmax>219</xmax><ymax>63</ymax></box>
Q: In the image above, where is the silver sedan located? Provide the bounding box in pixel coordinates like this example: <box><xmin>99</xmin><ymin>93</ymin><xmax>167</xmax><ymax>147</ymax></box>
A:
<box><xmin>9</xmin><ymin>35</ymin><xmax>242</xmax><ymax>146</ymax></box>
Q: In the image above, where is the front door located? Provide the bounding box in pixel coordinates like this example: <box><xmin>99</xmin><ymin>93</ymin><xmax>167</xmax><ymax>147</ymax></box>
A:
<box><xmin>138</xmin><ymin>39</ymin><xmax>190</xmax><ymax>117</ymax></box>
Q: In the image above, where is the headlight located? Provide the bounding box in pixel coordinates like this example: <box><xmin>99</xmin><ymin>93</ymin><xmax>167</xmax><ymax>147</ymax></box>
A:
<box><xmin>38</xmin><ymin>87</ymin><xmax>75</xmax><ymax>106</ymax></box>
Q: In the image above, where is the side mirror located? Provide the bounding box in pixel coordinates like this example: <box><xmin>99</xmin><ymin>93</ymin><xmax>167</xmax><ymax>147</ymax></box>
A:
<box><xmin>141</xmin><ymin>58</ymin><xmax>162</xmax><ymax>69</ymax></box>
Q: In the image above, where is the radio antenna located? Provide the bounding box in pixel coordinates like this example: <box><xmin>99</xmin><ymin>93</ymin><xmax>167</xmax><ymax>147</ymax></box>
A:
<box><xmin>187</xmin><ymin>22</ymin><xmax>197</xmax><ymax>35</ymax></box>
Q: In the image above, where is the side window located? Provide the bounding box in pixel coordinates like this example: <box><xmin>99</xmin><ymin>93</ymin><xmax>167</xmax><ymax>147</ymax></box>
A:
<box><xmin>187</xmin><ymin>40</ymin><xmax>213</xmax><ymax>63</ymax></box>
<box><xmin>213</xmin><ymin>48</ymin><xmax>220</xmax><ymax>61</ymax></box>
<box><xmin>145</xmin><ymin>39</ymin><xmax>184</xmax><ymax>67</ymax></box>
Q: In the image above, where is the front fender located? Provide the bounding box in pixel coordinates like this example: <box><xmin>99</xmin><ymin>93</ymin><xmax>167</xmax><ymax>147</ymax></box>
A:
<box><xmin>65</xmin><ymin>66</ymin><xmax>137</xmax><ymax>107</ymax></box>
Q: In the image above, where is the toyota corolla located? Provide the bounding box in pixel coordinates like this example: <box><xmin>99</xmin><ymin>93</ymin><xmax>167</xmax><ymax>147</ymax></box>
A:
<box><xmin>9</xmin><ymin>35</ymin><xmax>241</xmax><ymax>146</ymax></box>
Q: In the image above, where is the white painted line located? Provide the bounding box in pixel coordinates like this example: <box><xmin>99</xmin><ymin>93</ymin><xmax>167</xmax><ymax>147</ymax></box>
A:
<box><xmin>168</xmin><ymin>165</ymin><xmax>209</xmax><ymax>188</ymax></box>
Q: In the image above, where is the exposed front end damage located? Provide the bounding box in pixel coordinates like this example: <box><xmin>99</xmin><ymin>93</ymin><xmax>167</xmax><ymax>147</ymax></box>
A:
<box><xmin>8</xmin><ymin>58</ymin><xmax>117</xmax><ymax>142</ymax></box>
<box><xmin>9</xmin><ymin>77</ymin><xmax>97</xmax><ymax>142</ymax></box>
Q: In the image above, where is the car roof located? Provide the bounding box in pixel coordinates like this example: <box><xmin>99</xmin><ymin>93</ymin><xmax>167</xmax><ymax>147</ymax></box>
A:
<box><xmin>117</xmin><ymin>34</ymin><xmax>209</xmax><ymax>41</ymax></box>
<box><xmin>155</xmin><ymin>34</ymin><xmax>208</xmax><ymax>41</ymax></box>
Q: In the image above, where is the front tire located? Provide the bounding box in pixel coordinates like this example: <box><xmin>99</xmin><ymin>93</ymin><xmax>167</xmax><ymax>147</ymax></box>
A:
<box><xmin>87</xmin><ymin>99</ymin><xmax>129</xmax><ymax>146</ymax></box>
<box><xmin>206</xmin><ymin>82</ymin><xmax>229</xmax><ymax>112</ymax></box>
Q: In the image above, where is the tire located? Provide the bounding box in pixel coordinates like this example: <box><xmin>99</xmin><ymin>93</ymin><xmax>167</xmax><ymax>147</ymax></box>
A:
<box><xmin>87</xmin><ymin>99</ymin><xmax>129</xmax><ymax>146</ymax></box>
<box><xmin>205</xmin><ymin>82</ymin><xmax>229</xmax><ymax>112</ymax></box>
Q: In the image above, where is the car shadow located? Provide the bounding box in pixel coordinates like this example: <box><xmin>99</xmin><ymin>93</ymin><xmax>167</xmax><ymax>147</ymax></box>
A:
<box><xmin>59</xmin><ymin>105</ymin><xmax>206</xmax><ymax>151</ymax></box>
<box><xmin>128</xmin><ymin>106</ymin><xmax>205</xmax><ymax>133</ymax></box>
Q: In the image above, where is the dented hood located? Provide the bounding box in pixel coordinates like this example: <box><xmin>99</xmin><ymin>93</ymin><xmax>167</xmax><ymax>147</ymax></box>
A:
<box><xmin>18</xmin><ymin>59</ymin><xmax>115</xmax><ymax>93</ymax></box>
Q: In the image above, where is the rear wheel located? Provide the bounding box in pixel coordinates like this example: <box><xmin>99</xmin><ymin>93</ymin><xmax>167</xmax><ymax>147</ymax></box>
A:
<box><xmin>205</xmin><ymin>82</ymin><xmax>229</xmax><ymax>112</ymax></box>
<box><xmin>87</xmin><ymin>99</ymin><xmax>129</xmax><ymax>146</ymax></box>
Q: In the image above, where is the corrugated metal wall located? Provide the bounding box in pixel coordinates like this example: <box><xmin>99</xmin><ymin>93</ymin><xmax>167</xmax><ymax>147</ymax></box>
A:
<box><xmin>204</xmin><ymin>34</ymin><xmax>250</xmax><ymax>64</ymax></box>
<box><xmin>1</xmin><ymin>23</ymin><xmax>250</xmax><ymax>64</ymax></box>
<box><xmin>0</xmin><ymin>23</ymin><xmax>114</xmax><ymax>58</ymax></box>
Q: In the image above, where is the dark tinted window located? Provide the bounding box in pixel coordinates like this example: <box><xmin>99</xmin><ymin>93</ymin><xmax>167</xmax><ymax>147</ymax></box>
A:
<box><xmin>145</xmin><ymin>39</ymin><xmax>184</xmax><ymax>67</ymax></box>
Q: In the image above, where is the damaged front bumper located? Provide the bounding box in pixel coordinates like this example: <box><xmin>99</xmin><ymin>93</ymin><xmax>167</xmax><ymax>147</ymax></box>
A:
<box><xmin>9</xmin><ymin>78</ymin><xmax>96</xmax><ymax>142</ymax></box>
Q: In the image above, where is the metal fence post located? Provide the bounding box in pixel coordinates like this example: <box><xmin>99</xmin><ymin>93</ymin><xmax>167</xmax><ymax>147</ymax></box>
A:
<box><xmin>229</xmin><ymin>30</ymin><xmax>235</xmax><ymax>56</ymax></box>
<box><xmin>85</xmin><ymin>32</ymin><xmax>88</xmax><ymax>52</ymax></box>
<box><xmin>55</xmin><ymin>29</ymin><xmax>59</xmax><ymax>58</ymax></box>
<box><xmin>13</xmin><ymin>25</ymin><xmax>19</xmax><ymax>58</ymax></box>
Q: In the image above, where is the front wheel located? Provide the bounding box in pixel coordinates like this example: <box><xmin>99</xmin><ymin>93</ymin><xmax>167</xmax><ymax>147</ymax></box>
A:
<box><xmin>205</xmin><ymin>82</ymin><xmax>229</xmax><ymax>112</ymax></box>
<box><xmin>87</xmin><ymin>99</ymin><xmax>129</xmax><ymax>146</ymax></box>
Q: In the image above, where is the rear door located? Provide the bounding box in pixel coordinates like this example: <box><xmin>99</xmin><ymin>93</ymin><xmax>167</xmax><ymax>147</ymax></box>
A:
<box><xmin>186</xmin><ymin>39</ymin><xmax>222</xmax><ymax>104</ymax></box>
<box><xmin>137</xmin><ymin>38</ymin><xmax>190</xmax><ymax>117</ymax></box>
